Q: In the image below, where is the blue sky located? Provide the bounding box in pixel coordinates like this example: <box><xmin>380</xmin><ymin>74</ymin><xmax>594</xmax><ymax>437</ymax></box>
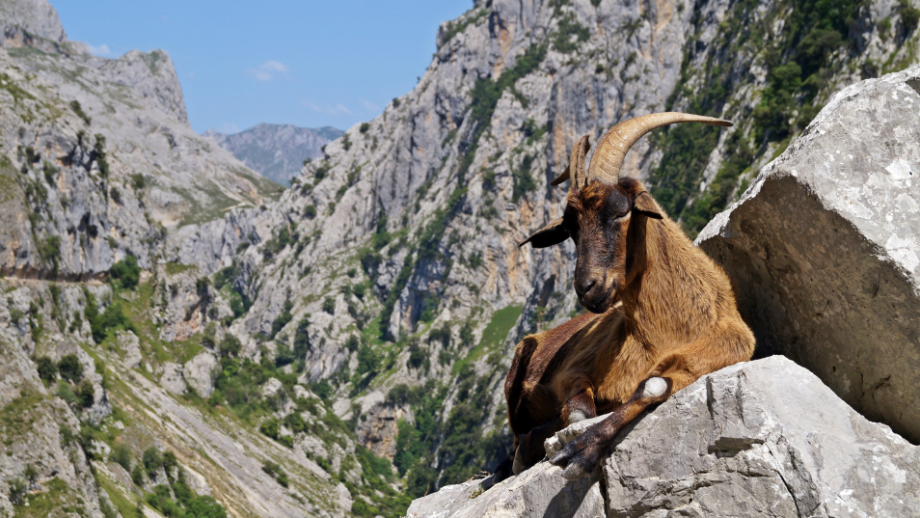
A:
<box><xmin>53</xmin><ymin>1</ymin><xmax>472</xmax><ymax>134</ymax></box>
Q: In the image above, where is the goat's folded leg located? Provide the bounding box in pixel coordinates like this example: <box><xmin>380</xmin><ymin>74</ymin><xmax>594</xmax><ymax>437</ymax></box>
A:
<box><xmin>512</xmin><ymin>416</ymin><xmax>563</xmax><ymax>474</ymax></box>
<box><xmin>561</xmin><ymin>379</ymin><xmax>597</xmax><ymax>424</ymax></box>
<box><xmin>548</xmin><ymin>376</ymin><xmax>672</xmax><ymax>480</ymax></box>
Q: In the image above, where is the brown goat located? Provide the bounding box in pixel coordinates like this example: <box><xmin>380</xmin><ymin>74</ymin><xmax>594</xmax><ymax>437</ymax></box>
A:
<box><xmin>495</xmin><ymin>113</ymin><xmax>756</xmax><ymax>482</ymax></box>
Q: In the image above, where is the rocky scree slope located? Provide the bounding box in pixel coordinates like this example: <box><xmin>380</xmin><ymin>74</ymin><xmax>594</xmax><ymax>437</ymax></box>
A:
<box><xmin>204</xmin><ymin>123</ymin><xmax>343</xmax><ymax>186</ymax></box>
<box><xmin>175</xmin><ymin>0</ymin><xmax>920</xmax><ymax>510</ymax></box>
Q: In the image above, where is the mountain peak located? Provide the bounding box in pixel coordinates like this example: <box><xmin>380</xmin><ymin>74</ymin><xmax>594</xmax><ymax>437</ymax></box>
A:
<box><xmin>204</xmin><ymin>123</ymin><xmax>343</xmax><ymax>185</ymax></box>
<box><xmin>0</xmin><ymin>0</ymin><xmax>67</xmax><ymax>43</ymax></box>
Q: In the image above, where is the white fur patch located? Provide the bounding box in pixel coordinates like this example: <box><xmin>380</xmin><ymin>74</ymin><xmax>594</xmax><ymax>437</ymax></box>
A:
<box><xmin>568</xmin><ymin>410</ymin><xmax>587</xmax><ymax>423</ymax></box>
<box><xmin>643</xmin><ymin>377</ymin><xmax>668</xmax><ymax>398</ymax></box>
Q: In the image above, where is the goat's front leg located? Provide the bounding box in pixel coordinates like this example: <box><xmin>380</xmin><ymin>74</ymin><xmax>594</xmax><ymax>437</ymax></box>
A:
<box><xmin>548</xmin><ymin>376</ymin><xmax>672</xmax><ymax>480</ymax></box>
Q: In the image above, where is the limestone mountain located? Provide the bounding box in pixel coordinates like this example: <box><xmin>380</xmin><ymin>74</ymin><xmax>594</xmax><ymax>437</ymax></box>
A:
<box><xmin>204</xmin><ymin>124</ymin><xmax>343</xmax><ymax>186</ymax></box>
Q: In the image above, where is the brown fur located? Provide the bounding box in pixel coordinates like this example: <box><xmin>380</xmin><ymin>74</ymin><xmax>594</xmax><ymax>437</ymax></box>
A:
<box><xmin>500</xmin><ymin>178</ymin><xmax>755</xmax><ymax>480</ymax></box>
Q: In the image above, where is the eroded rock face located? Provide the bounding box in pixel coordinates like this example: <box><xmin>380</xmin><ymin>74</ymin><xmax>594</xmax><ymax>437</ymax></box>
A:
<box><xmin>160</xmin><ymin>361</ymin><xmax>187</xmax><ymax>394</ymax></box>
<box><xmin>116</xmin><ymin>330</ymin><xmax>142</xmax><ymax>369</ymax></box>
<box><xmin>408</xmin><ymin>357</ymin><xmax>920</xmax><ymax>518</ymax></box>
<box><xmin>183</xmin><ymin>351</ymin><xmax>217</xmax><ymax>397</ymax></box>
<box><xmin>406</xmin><ymin>460</ymin><xmax>605</xmax><ymax>518</ymax></box>
<box><xmin>697</xmin><ymin>65</ymin><xmax>920</xmax><ymax>443</ymax></box>
<box><xmin>605</xmin><ymin>356</ymin><xmax>920</xmax><ymax>517</ymax></box>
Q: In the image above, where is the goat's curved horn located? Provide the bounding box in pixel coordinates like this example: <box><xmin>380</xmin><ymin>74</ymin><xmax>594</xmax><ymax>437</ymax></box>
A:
<box><xmin>550</xmin><ymin>134</ymin><xmax>591</xmax><ymax>190</ymax></box>
<box><xmin>588</xmin><ymin>113</ymin><xmax>732</xmax><ymax>184</ymax></box>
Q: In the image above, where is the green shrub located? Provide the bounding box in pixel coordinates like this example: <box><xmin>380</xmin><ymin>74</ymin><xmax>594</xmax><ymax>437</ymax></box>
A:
<box><xmin>552</xmin><ymin>13</ymin><xmax>590</xmax><ymax>53</ymax></box>
<box><xmin>111</xmin><ymin>444</ymin><xmax>133</xmax><ymax>472</ymax></box>
<box><xmin>512</xmin><ymin>154</ymin><xmax>537</xmax><ymax>202</ymax></box>
<box><xmin>131</xmin><ymin>463</ymin><xmax>145</xmax><ymax>486</ymax></box>
<box><xmin>42</xmin><ymin>161</ymin><xmax>57</xmax><ymax>185</ymax></box>
<box><xmin>901</xmin><ymin>0</ymin><xmax>920</xmax><ymax>32</ymax></box>
<box><xmin>94</xmin><ymin>134</ymin><xmax>110</xmax><ymax>179</ymax></box>
<box><xmin>303</xmin><ymin>204</ymin><xmax>317</xmax><ymax>219</ymax></box>
<box><xmin>359</xmin><ymin>122</ymin><xmax>371</xmax><ymax>133</ymax></box>
<box><xmin>259</xmin><ymin>417</ymin><xmax>280</xmax><ymax>440</ymax></box>
<box><xmin>311</xmin><ymin>380</ymin><xmax>333</xmax><ymax>401</ymax></box>
<box><xmin>270</xmin><ymin>299</ymin><xmax>294</xmax><ymax>338</ymax></box>
<box><xmin>143</xmin><ymin>447</ymin><xmax>162</xmax><ymax>479</ymax></box>
<box><xmin>110</xmin><ymin>255</ymin><xmax>140</xmax><ymax>289</ymax></box>
<box><xmin>57</xmin><ymin>354</ymin><xmax>83</xmax><ymax>382</ymax></box>
<box><xmin>130</xmin><ymin>173</ymin><xmax>146</xmax><ymax>191</ymax></box>
<box><xmin>322</xmin><ymin>297</ymin><xmax>335</xmax><ymax>314</ymax></box>
<box><xmin>37</xmin><ymin>235</ymin><xmax>61</xmax><ymax>272</ymax></box>
<box><xmin>77</xmin><ymin>380</ymin><xmax>95</xmax><ymax>407</ymax></box>
<box><xmin>407</xmin><ymin>342</ymin><xmax>426</xmax><ymax>370</ymax></box>
<box><xmin>428</xmin><ymin>325</ymin><xmax>451</xmax><ymax>348</ymax></box>
<box><xmin>356</xmin><ymin>346</ymin><xmax>380</xmax><ymax>376</ymax></box>
<box><xmin>459</xmin><ymin>322</ymin><xmax>474</xmax><ymax>347</ymax></box>
<box><xmin>293</xmin><ymin>317</ymin><xmax>311</xmax><ymax>358</ymax></box>
<box><xmin>8</xmin><ymin>477</ymin><xmax>27</xmax><ymax>505</ymax></box>
<box><xmin>56</xmin><ymin>381</ymin><xmax>78</xmax><ymax>406</ymax></box>
<box><xmin>83</xmin><ymin>288</ymin><xmax>134</xmax><ymax>343</ymax></box>
<box><xmin>36</xmin><ymin>356</ymin><xmax>58</xmax><ymax>383</ymax></box>
<box><xmin>261</xmin><ymin>461</ymin><xmax>288</xmax><ymax>487</ymax></box>
<box><xmin>274</xmin><ymin>342</ymin><xmax>295</xmax><ymax>367</ymax></box>
<box><xmin>219</xmin><ymin>334</ymin><xmax>241</xmax><ymax>357</ymax></box>
<box><xmin>344</xmin><ymin>334</ymin><xmax>360</xmax><ymax>353</ymax></box>
<box><xmin>69</xmin><ymin>100</ymin><xmax>91</xmax><ymax>125</ymax></box>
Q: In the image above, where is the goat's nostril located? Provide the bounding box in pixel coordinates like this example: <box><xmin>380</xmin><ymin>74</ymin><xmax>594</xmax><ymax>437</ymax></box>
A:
<box><xmin>576</xmin><ymin>279</ymin><xmax>596</xmax><ymax>297</ymax></box>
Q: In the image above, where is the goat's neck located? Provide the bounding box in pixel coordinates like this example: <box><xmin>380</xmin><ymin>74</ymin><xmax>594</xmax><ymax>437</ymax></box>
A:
<box><xmin>619</xmin><ymin>215</ymin><xmax>703</xmax><ymax>345</ymax></box>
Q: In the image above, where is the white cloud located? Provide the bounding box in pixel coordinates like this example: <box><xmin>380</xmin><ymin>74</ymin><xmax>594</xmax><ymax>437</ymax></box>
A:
<box><xmin>359</xmin><ymin>98</ymin><xmax>380</xmax><ymax>112</ymax></box>
<box><xmin>261</xmin><ymin>60</ymin><xmax>288</xmax><ymax>73</ymax></box>
<box><xmin>245</xmin><ymin>60</ymin><xmax>290</xmax><ymax>81</ymax></box>
<box><xmin>187</xmin><ymin>71</ymin><xmax>195</xmax><ymax>78</ymax></box>
<box><xmin>219</xmin><ymin>123</ymin><xmax>240</xmax><ymax>134</ymax></box>
<box><xmin>302</xmin><ymin>101</ymin><xmax>352</xmax><ymax>115</ymax></box>
<box><xmin>87</xmin><ymin>43</ymin><xmax>112</xmax><ymax>57</ymax></box>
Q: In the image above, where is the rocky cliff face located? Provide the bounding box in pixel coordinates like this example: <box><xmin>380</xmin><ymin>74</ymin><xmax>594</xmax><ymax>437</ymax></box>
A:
<box><xmin>205</xmin><ymin>124</ymin><xmax>343</xmax><ymax>186</ymax></box>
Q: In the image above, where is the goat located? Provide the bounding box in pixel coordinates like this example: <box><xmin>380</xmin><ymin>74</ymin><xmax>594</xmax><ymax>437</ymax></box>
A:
<box><xmin>495</xmin><ymin>113</ymin><xmax>756</xmax><ymax>482</ymax></box>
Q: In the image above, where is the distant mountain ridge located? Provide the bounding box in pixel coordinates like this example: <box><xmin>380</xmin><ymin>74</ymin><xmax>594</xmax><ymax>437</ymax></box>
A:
<box><xmin>205</xmin><ymin>123</ymin><xmax>343</xmax><ymax>185</ymax></box>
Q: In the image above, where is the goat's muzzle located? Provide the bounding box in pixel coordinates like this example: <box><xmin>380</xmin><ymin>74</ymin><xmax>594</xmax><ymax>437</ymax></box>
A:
<box><xmin>576</xmin><ymin>274</ymin><xmax>617</xmax><ymax>313</ymax></box>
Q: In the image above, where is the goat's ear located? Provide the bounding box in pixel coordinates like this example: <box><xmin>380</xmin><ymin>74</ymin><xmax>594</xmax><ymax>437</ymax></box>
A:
<box><xmin>519</xmin><ymin>218</ymin><xmax>568</xmax><ymax>248</ymax></box>
<box><xmin>632</xmin><ymin>192</ymin><xmax>663</xmax><ymax>220</ymax></box>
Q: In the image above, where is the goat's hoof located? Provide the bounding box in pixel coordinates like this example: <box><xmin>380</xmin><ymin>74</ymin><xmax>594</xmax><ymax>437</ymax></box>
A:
<box><xmin>549</xmin><ymin>435</ymin><xmax>599</xmax><ymax>480</ymax></box>
<box><xmin>561</xmin><ymin>462</ymin><xmax>590</xmax><ymax>480</ymax></box>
